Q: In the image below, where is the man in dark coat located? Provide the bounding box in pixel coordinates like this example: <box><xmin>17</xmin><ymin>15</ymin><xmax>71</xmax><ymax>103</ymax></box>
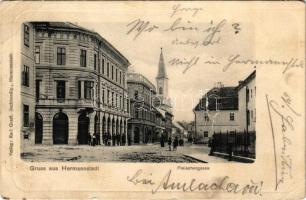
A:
<box><xmin>160</xmin><ymin>136</ymin><xmax>165</xmax><ymax>147</ymax></box>
<box><xmin>168</xmin><ymin>137</ymin><xmax>172</xmax><ymax>151</ymax></box>
<box><xmin>173</xmin><ymin>136</ymin><xmax>179</xmax><ymax>151</ymax></box>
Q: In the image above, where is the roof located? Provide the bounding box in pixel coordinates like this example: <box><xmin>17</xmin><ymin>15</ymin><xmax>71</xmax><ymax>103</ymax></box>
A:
<box><xmin>127</xmin><ymin>72</ymin><xmax>156</xmax><ymax>92</ymax></box>
<box><xmin>156</xmin><ymin>48</ymin><xmax>168</xmax><ymax>79</ymax></box>
<box><xmin>238</xmin><ymin>70</ymin><xmax>256</xmax><ymax>90</ymax></box>
<box><xmin>194</xmin><ymin>86</ymin><xmax>238</xmax><ymax>111</ymax></box>
<box><xmin>173</xmin><ymin>121</ymin><xmax>185</xmax><ymax>131</ymax></box>
<box><xmin>31</xmin><ymin>22</ymin><xmax>130</xmax><ymax>67</ymax></box>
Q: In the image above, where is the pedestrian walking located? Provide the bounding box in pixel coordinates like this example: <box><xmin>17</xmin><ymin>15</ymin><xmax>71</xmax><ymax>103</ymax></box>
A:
<box><xmin>96</xmin><ymin>132</ymin><xmax>101</xmax><ymax>145</ymax></box>
<box><xmin>168</xmin><ymin>137</ymin><xmax>172</xmax><ymax>151</ymax></box>
<box><xmin>92</xmin><ymin>133</ymin><xmax>96</xmax><ymax>146</ymax></box>
<box><xmin>173</xmin><ymin>136</ymin><xmax>178</xmax><ymax>151</ymax></box>
<box><xmin>88</xmin><ymin>133</ymin><xmax>92</xmax><ymax>146</ymax></box>
<box><xmin>160</xmin><ymin>136</ymin><xmax>165</xmax><ymax>147</ymax></box>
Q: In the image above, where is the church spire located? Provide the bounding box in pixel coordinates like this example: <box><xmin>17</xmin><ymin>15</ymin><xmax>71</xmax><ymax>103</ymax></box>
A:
<box><xmin>156</xmin><ymin>47</ymin><xmax>168</xmax><ymax>79</ymax></box>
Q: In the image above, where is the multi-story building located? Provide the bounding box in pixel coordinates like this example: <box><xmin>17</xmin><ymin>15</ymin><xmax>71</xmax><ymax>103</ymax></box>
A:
<box><xmin>193</xmin><ymin>84</ymin><xmax>239</xmax><ymax>143</ymax></box>
<box><xmin>21</xmin><ymin>22</ymin><xmax>36</xmax><ymax>144</ymax></box>
<box><xmin>237</xmin><ymin>70</ymin><xmax>256</xmax><ymax>132</ymax></box>
<box><xmin>127</xmin><ymin>72</ymin><xmax>157</xmax><ymax>144</ymax></box>
<box><xmin>22</xmin><ymin>22</ymin><xmax>130</xmax><ymax>145</ymax></box>
<box><xmin>126</xmin><ymin>48</ymin><xmax>174</xmax><ymax>144</ymax></box>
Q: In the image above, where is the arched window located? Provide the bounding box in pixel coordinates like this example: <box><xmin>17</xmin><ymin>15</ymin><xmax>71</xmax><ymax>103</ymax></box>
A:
<box><xmin>159</xmin><ymin>87</ymin><xmax>163</xmax><ymax>95</ymax></box>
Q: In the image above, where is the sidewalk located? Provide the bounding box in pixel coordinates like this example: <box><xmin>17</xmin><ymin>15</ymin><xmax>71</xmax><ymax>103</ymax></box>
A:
<box><xmin>185</xmin><ymin>152</ymin><xmax>255</xmax><ymax>163</ymax></box>
<box><xmin>184</xmin><ymin>154</ymin><xmax>226</xmax><ymax>163</ymax></box>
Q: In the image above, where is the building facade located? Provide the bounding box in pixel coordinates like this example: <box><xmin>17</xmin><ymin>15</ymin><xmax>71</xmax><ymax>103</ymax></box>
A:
<box><xmin>21</xmin><ymin>22</ymin><xmax>36</xmax><ymax>145</ymax></box>
<box><xmin>193</xmin><ymin>85</ymin><xmax>239</xmax><ymax>143</ymax></box>
<box><xmin>237</xmin><ymin>70</ymin><xmax>256</xmax><ymax>132</ymax></box>
<box><xmin>127</xmin><ymin>72</ymin><xmax>157</xmax><ymax>144</ymax></box>
<box><xmin>126</xmin><ymin>48</ymin><xmax>174</xmax><ymax>144</ymax></box>
<box><xmin>22</xmin><ymin>22</ymin><xmax>130</xmax><ymax>145</ymax></box>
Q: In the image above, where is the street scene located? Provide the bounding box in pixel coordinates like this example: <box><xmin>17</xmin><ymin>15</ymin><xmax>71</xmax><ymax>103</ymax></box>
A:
<box><xmin>21</xmin><ymin>22</ymin><xmax>256</xmax><ymax>163</ymax></box>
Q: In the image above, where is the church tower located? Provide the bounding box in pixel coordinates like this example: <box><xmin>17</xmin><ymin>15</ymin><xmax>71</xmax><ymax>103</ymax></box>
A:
<box><xmin>156</xmin><ymin>47</ymin><xmax>168</xmax><ymax>99</ymax></box>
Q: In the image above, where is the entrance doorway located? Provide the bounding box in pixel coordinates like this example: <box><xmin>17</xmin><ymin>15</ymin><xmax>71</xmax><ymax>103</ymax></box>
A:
<box><xmin>53</xmin><ymin>112</ymin><xmax>69</xmax><ymax>144</ymax></box>
<box><xmin>35</xmin><ymin>112</ymin><xmax>43</xmax><ymax>144</ymax></box>
<box><xmin>77</xmin><ymin>112</ymin><xmax>90</xmax><ymax>144</ymax></box>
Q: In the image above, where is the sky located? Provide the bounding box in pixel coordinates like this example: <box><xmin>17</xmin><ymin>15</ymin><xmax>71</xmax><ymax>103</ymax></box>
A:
<box><xmin>77</xmin><ymin>2</ymin><xmax>255</xmax><ymax>121</ymax></box>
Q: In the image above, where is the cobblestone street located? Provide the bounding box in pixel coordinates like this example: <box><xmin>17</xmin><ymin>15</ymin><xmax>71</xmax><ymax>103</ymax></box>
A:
<box><xmin>21</xmin><ymin>144</ymin><xmax>214</xmax><ymax>163</ymax></box>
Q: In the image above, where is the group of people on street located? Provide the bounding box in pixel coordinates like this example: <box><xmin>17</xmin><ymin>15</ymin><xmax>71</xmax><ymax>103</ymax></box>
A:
<box><xmin>160</xmin><ymin>136</ymin><xmax>184</xmax><ymax>151</ymax></box>
<box><xmin>87</xmin><ymin>132</ymin><xmax>126</xmax><ymax>146</ymax></box>
<box><xmin>87</xmin><ymin>132</ymin><xmax>100</xmax><ymax>146</ymax></box>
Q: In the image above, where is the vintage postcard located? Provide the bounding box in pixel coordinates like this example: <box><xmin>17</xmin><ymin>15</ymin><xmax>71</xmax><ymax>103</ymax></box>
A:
<box><xmin>0</xmin><ymin>1</ymin><xmax>305</xmax><ymax>199</ymax></box>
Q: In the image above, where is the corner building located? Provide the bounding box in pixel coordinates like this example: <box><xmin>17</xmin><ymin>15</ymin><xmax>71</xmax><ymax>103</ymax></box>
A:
<box><xmin>127</xmin><ymin>72</ymin><xmax>157</xmax><ymax>144</ymax></box>
<box><xmin>31</xmin><ymin>22</ymin><xmax>130</xmax><ymax>145</ymax></box>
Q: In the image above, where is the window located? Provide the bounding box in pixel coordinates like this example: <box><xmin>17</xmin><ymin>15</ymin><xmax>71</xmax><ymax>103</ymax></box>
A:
<box><xmin>102</xmin><ymin>59</ymin><xmax>105</xmax><ymax>74</ymax></box>
<box><xmin>115</xmin><ymin>68</ymin><xmax>118</xmax><ymax>82</ymax></box>
<box><xmin>94</xmin><ymin>54</ymin><xmax>97</xmax><ymax>70</ymax></box>
<box><xmin>36</xmin><ymin>80</ymin><xmax>41</xmax><ymax>102</ymax></box>
<box><xmin>56</xmin><ymin>81</ymin><xmax>66</xmax><ymax>99</ymax></box>
<box><xmin>35</xmin><ymin>46</ymin><xmax>40</xmax><ymax>64</ymax></box>
<box><xmin>204</xmin><ymin>131</ymin><xmax>208</xmax><ymax>137</ymax></box>
<box><xmin>255</xmin><ymin>87</ymin><xmax>256</xmax><ymax>97</ymax></box>
<box><xmin>246</xmin><ymin>88</ymin><xmax>249</xmax><ymax>102</ymax></box>
<box><xmin>107</xmin><ymin>62</ymin><xmax>109</xmax><ymax>77</ymax></box>
<box><xmin>78</xmin><ymin>81</ymin><xmax>81</xmax><ymax>99</ymax></box>
<box><xmin>251</xmin><ymin>110</ymin><xmax>253</xmax><ymax>119</ymax></box>
<box><xmin>111</xmin><ymin>65</ymin><xmax>114</xmax><ymax>80</ymax></box>
<box><xmin>102</xmin><ymin>88</ymin><xmax>105</xmax><ymax>104</ymax></box>
<box><xmin>247</xmin><ymin>110</ymin><xmax>250</xmax><ymax>125</ymax></box>
<box><xmin>84</xmin><ymin>81</ymin><xmax>93</xmax><ymax>99</ymax></box>
<box><xmin>23</xmin><ymin>104</ymin><xmax>29</xmax><ymax>127</ymax></box>
<box><xmin>96</xmin><ymin>84</ymin><xmax>99</xmax><ymax>101</ymax></box>
<box><xmin>254</xmin><ymin>109</ymin><xmax>256</xmax><ymax>122</ymax></box>
<box><xmin>80</xmin><ymin>49</ymin><xmax>87</xmax><ymax>67</ymax></box>
<box><xmin>107</xmin><ymin>90</ymin><xmax>110</xmax><ymax>104</ymax></box>
<box><xmin>134</xmin><ymin>90</ymin><xmax>138</xmax><ymax>99</ymax></box>
<box><xmin>123</xmin><ymin>74</ymin><xmax>125</xmax><ymax>86</ymax></box>
<box><xmin>111</xmin><ymin>92</ymin><xmax>114</xmax><ymax>107</ymax></box>
<box><xmin>251</xmin><ymin>89</ymin><xmax>253</xmax><ymax>98</ymax></box>
<box><xmin>204</xmin><ymin>113</ymin><xmax>209</xmax><ymax>121</ymax></box>
<box><xmin>135</xmin><ymin>109</ymin><xmax>139</xmax><ymax>118</ymax></box>
<box><xmin>116</xmin><ymin>94</ymin><xmax>118</xmax><ymax>108</ymax></box>
<box><xmin>159</xmin><ymin>87</ymin><xmax>163</xmax><ymax>95</ymax></box>
<box><xmin>230</xmin><ymin>112</ymin><xmax>235</xmax><ymax>121</ymax></box>
<box><xmin>24</xmin><ymin>24</ymin><xmax>29</xmax><ymax>47</ymax></box>
<box><xmin>120</xmin><ymin>96</ymin><xmax>122</xmax><ymax>109</ymax></box>
<box><xmin>22</xmin><ymin>65</ymin><xmax>29</xmax><ymax>87</ymax></box>
<box><xmin>57</xmin><ymin>47</ymin><xmax>66</xmax><ymax>65</ymax></box>
<box><xmin>98</xmin><ymin>58</ymin><xmax>101</xmax><ymax>73</ymax></box>
<box><xmin>119</xmin><ymin>71</ymin><xmax>122</xmax><ymax>84</ymax></box>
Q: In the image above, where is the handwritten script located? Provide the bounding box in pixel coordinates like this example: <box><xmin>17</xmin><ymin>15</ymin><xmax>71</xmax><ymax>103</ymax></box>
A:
<box><xmin>127</xmin><ymin>169</ymin><xmax>263</xmax><ymax>196</ymax></box>
<box><xmin>266</xmin><ymin>92</ymin><xmax>301</xmax><ymax>190</ymax></box>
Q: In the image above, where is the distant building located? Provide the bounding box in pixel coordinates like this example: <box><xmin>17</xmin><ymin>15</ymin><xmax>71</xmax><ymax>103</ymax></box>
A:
<box><xmin>237</xmin><ymin>70</ymin><xmax>256</xmax><ymax>132</ymax></box>
<box><xmin>126</xmin><ymin>48</ymin><xmax>174</xmax><ymax>144</ymax></box>
<box><xmin>155</xmin><ymin>48</ymin><xmax>172</xmax><ymax>113</ymax></box>
<box><xmin>22</xmin><ymin>22</ymin><xmax>130</xmax><ymax>145</ymax></box>
<box><xmin>186</xmin><ymin>121</ymin><xmax>195</xmax><ymax>141</ymax></box>
<box><xmin>155</xmin><ymin>48</ymin><xmax>173</xmax><ymax>139</ymax></box>
<box><xmin>172</xmin><ymin>121</ymin><xmax>187</xmax><ymax>139</ymax></box>
<box><xmin>193</xmin><ymin>85</ymin><xmax>239</xmax><ymax>143</ymax></box>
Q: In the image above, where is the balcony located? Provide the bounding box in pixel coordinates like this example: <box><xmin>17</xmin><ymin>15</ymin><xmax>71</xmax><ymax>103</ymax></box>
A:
<box><xmin>36</xmin><ymin>98</ymin><xmax>97</xmax><ymax>108</ymax></box>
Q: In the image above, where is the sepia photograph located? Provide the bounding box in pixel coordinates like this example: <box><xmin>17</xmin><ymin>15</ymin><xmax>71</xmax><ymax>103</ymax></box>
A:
<box><xmin>20</xmin><ymin>21</ymin><xmax>255</xmax><ymax>163</ymax></box>
<box><xmin>0</xmin><ymin>1</ymin><xmax>304</xmax><ymax>199</ymax></box>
